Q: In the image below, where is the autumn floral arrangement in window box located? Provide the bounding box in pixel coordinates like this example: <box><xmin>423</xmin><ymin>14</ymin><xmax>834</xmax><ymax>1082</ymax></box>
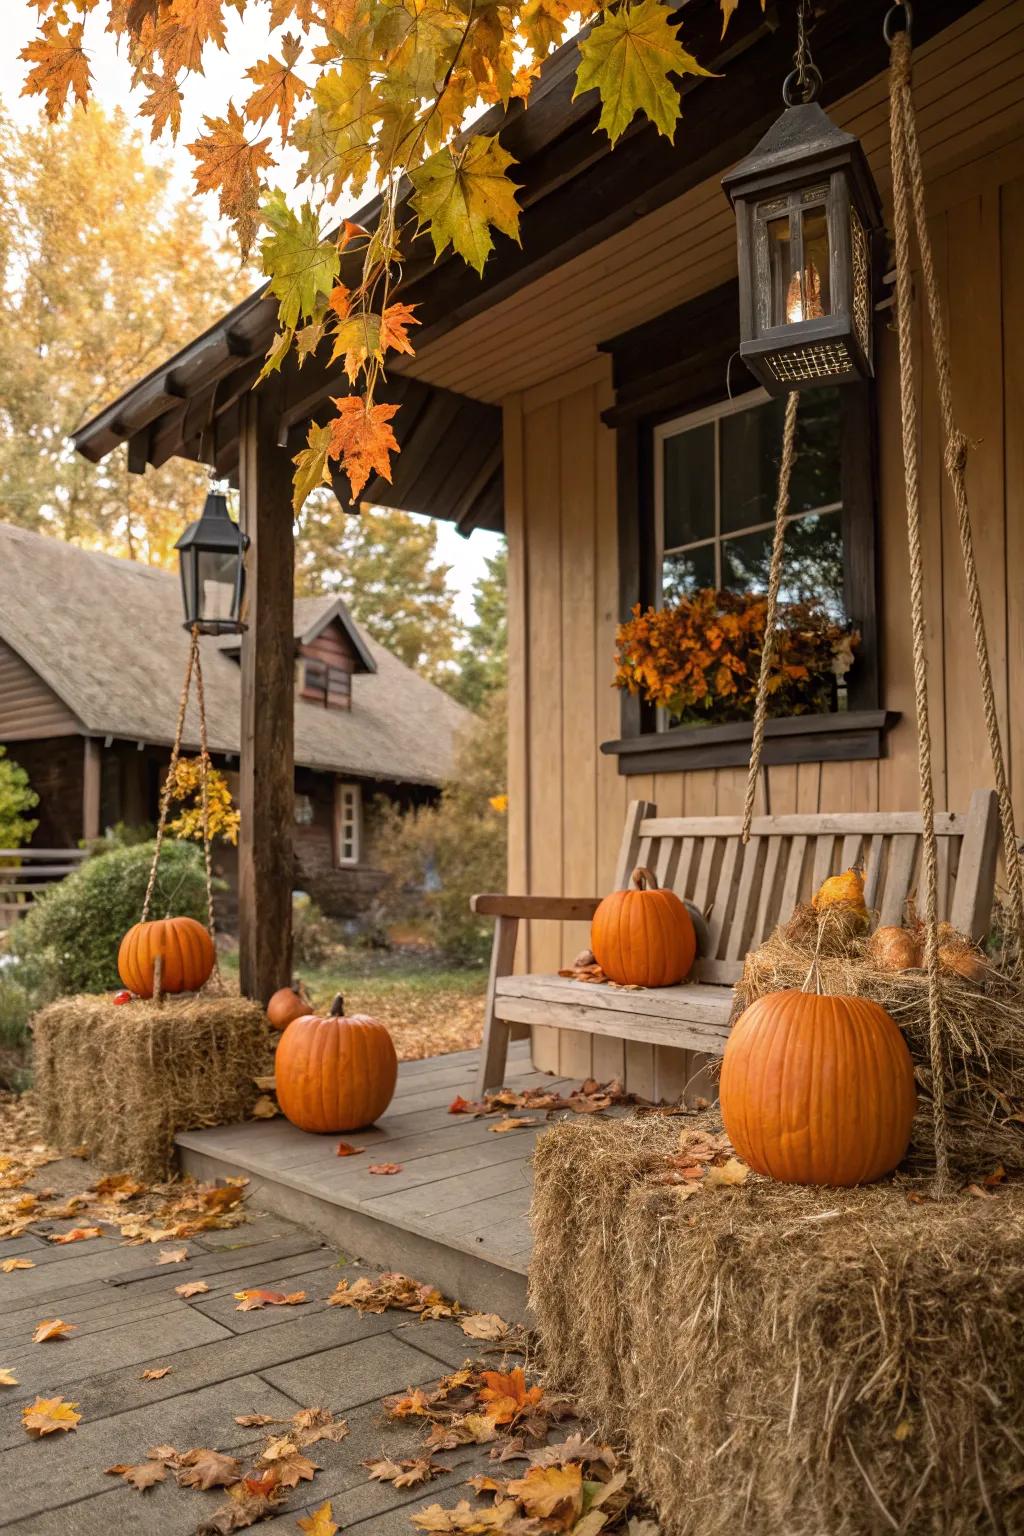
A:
<box><xmin>613</xmin><ymin>589</ymin><xmax>858</xmax><ymax>726</ymax></box>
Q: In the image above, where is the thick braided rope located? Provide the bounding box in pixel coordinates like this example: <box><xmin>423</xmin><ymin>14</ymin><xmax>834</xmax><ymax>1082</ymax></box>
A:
<box><xmin>141</xmin><ymin>632</ymin><xmax>198</xmax><ymax>923</ymax></box>
<box><xmin>191</xmin><ymin>629</ymin><xmax>218</xmax><ymax>948</ymax></box>
<box><xmin>892</xmin><ymin>31</ymin><xmax>1023</xmax><ymax>943</ymax></box>
<box><xmin>890</xmin><ymin>34</ymin><xmax>950</xmax><ymax>1193</ymax></box>
<box><xmin>741</xmin><ymin>390</ymin><xmax>799</xmax><ymax>843</ymax></box>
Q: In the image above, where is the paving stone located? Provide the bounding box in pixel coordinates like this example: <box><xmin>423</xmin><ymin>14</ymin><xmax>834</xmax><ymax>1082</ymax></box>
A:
<box><xmin>393</xmin><ymin>1317</ymin><xmax>483</xmax><ymax>1370</ymax></box>
<box><xmin>192</xmin><ymin>1211</ymin><xmax>313</xmax><ymax>1249</ymax></box>
<box><xmin>0</xmin><ymin>1239</ymin><xmax>203</xmax><ymax>1304</ymax></box>
<box><xmin>187</xmin><ymin>1263</ymin><xmax>342</xmax><ymax>1333</ymax></box>
<box><xmin>108</xmin><ymin>1236</ymin><xmax>331</xmax><ymax>1295</ymax></box>
<box><xmin>0</xmin><ymin>1234</ymin><xmax>50</xmax><ymax>1259</ymax></box>
<box><xmin>0</xmin><ymin>1373</ymin><xmax>302</xmax><ymax>1525</ymax></box>
<box><xmin>108</xmin><ymin>1234</ymin><xmax>321</xmax><ymax>1289</ymax></box>
<box><xmin>261</xmin><ymin>1331</ymin><xmax>454</xmax><ymax>1414</ymax></box>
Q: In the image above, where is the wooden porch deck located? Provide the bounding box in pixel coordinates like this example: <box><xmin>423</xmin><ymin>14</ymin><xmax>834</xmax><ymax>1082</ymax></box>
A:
<box><xmin>175</xmin><ymin>1042</ymin><xmax>595</xmax><ymax>1321</ymax></box>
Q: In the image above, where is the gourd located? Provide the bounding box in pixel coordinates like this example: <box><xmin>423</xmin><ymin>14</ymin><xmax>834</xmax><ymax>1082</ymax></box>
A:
<box><xmin>267</xmin><ymin>984</ymin><xmax>310</xmax><ymax>1032</ymax></box>
<box><xmin>812</xmin><ymin>865</ymin><xmax>869</xmax><ymax>927</ymax></box>
<box><xmin>117</xmin><ymin>917</ymin><xmax>215</xmax><ymax>998</ymax></box>
<box><xmin>590</xmin><ymin>867</ymin><xmax>696</xmax><ymax>988</ymax></box>
<box><xmin>866</xmin><ymin>925</ymin><xmax>922</xmax><ymax>972</ymax></box>
<box><xmin>720</xmin><ymin>989</ymin><xmax>917</xmax><ymax>1186</ymax></box>
<box><xmin>275</xmin><ymin>993</ymin><xmax>398</xmax><ymax>1134</ymax></box>
<box><xmin>937</xmin><ymin>923</ymin><xmax>989</xmax><ymax>983</ymax></box>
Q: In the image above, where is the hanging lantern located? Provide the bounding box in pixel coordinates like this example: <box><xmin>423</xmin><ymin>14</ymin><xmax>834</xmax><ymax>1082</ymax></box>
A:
<box><xmin>722</xmin><ymin>12</ymin><xmax>882</xmax><ymax>395</ymax></box>
<box><xmin>174</xmin><ymin>489</ymin><xmax>249</xmax><ymax>635</ymax></box>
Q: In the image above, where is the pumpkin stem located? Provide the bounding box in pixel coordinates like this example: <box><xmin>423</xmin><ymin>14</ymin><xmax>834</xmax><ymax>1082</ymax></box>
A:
<box><xmin>329</xmin><ymin>993</ymin><xmax>345</xmax><ymax>1017</ymax></box>
<box><xmin>631</xmin><ymin>866</ymin><xmax>659</xmax><ymax>891</ymax></box>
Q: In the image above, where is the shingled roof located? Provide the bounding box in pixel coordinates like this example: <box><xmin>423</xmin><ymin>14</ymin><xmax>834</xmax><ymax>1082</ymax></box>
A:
<box><xmin>0</xmin><ymin>523</ymin><xmax>470</xmax><ymax>787</ymax></box>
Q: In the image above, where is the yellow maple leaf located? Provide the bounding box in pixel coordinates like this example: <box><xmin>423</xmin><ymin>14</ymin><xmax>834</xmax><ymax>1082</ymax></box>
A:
<box><xmin>409</xmin><ymin>135</ymin><xmax>521</xmax><ymax>276</ymax></box>
<box><xmin>326</xmin><ymin>394</ymin><xmax>401</xmax><ymax>503</ymax></box>
<box><xmin>0</xmin><ymin>1368</ymin><xmax>18</xmax><ymax>1387</ymax></box>
<box><xmin>22</xmin><ymin>1396</ymin><xmax>82</xmax><ymax>1437</ymax></box>
<box><xmin>291</xmin><ymin>419</ymin><xmax>335</xmax><ymax>515</ymax></box>
<box><xmin>187</xmin><ymin>103</ymin><xmax>274</xmax><ymax>258</ymax></box>
<box><xmin>573</xmin><ymin>0</ymin><xmax>715</xmax><ymax>145</ymax></box>
<box><xmin>297</xmin><ymin>1501</ymin><xmax>339</xmax><ymax>1536</ymax></box>
<box><xmin>32</xmin><ymin>1318</ymin><xmax>77</xmax><ymax>1343</ymax></box>
<box><xmin>244</xmin><ymin>32</ymin><xmax>308</xmax><ymax>141</ymax></box>
<box><xmin>19</xmin><ymin>18</ymin><xmax>91</xmax><ymax>122</ymax></box>
<box><xmin>506</xmin><ymin>1461</ymin><xmax>583</xmax><ymax>1521</ymax></box>
<box><xmin>138</xmin><ymin>69</ymin><xmax>184</xmax><ymax>139</ymax></box>
<box><xmin>1</xmin><ymin>1258</ymin><xmax>35</xmax><ymax>1273</ymax></box>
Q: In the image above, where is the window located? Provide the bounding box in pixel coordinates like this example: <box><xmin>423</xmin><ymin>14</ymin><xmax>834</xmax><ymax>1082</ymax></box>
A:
<box><xmin>294</xmin><ymin>793</ymin><xmax>314</xmax><ymax>826</ymax></box>
<box><xmin>335</xmin><ymin>781</ymin><xmax>361</xmax><ymax>866</ymax></box>
<box><xmin>300</xmin><ymin>657</ymin><xmax>353</xmax><ymax>710</ymax></box>
<box><xmin>655</xmin><ymin>386</ymin><xmax>845</xmax><ymax>617</ymax></box>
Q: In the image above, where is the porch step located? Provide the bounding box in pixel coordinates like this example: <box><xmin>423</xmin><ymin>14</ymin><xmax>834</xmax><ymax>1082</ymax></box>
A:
<box><xmin>175</xmin><ymin>1042</ymin><xmax>564</xmax><ymax>1322</ymax></box>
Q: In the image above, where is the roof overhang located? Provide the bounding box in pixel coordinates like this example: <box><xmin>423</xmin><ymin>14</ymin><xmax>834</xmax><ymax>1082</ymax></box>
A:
<box><xmin>72</xmin><ymin>0</ymin><xmax>982</xmax><ymax>535</ymax></box>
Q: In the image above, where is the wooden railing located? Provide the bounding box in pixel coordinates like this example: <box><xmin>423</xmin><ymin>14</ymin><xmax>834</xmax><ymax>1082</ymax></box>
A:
<box><xmin>0</xmin><ymin>848</ymin><xmax>90</xmax><ymax>924</ymax></box>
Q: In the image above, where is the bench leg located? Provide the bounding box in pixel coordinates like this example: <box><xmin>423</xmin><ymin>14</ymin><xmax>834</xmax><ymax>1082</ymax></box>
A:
<box><xmin>477</xmin><ymin>914</ymin><xmax>519</xmax><ymax>1096</ymax></box>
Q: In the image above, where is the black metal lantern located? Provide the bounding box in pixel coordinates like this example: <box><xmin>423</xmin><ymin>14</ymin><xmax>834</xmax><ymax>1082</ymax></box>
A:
<box><xmin>174</xmin><ymin>489</ymin><xmax>249</xmax><ymax>635</ymax></box>
<box><xmin>722</xmin><ymin>14</ymin><xmax>882</xmax><ymax>395</ymax></box>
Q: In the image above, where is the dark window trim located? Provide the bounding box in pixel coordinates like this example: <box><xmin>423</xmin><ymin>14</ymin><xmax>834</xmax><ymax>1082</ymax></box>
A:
<box><xmin>601</xmin><ymin>279</ymin><xmax>895</xmax><ymax>774</ymax></box>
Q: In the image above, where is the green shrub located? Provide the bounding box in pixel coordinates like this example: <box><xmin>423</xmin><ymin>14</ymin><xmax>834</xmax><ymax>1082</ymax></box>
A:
<box><xmin>0</xmin><ymin>969</ymin><xmax>31</xmax><ymax>1051</ymax></box>
<box><xmin>12</xmin><ymin>840</ymin><xmax>209</xmax><ymax>996</ymax></box>
<box><xmin>291</xmin><ymin>896</ymin><xmax>339</xmax><ymax>969</ymax></box>
<box><xmin>0</xmin><ymin>745</ymin><xmax>39</xmax><ymax>848</ymax></box>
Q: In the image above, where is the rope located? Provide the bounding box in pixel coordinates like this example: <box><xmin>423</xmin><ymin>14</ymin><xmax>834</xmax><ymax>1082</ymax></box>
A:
<box><xmin>741</xmin><ymin>390</ymin><xmax>800</xmax><ymax>843</ymax></box>
<box><xmin>889</xmin><ymin>30</ymin><xmax>1024</xmax><ymax>946</ymax></box>
<box><xmin>141</xmin><ymin>631</ymin><xmax>198</xmax><ymax>923</ymax></box>
<box><xmin>191</xmin><ymin>637</ymin><xmax>219</xmax><ymax>953</ymax></box>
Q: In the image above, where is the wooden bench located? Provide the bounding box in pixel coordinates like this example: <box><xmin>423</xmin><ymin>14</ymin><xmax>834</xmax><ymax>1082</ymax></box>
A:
<box><xmin>472</xmin><ymin>790</ymin><xmax>1000</xmax><ymax>1094</ymax></box>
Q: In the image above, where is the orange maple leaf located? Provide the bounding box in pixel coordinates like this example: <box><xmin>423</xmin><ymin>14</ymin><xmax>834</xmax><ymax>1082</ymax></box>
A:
<box><xmin>32</xmin><ymin>1318</ymin><xmax>77</xmax><ymax>1343</ymax></box>
<box><xmin>380</xmin><ymin>302</ymin><xmax>419</xmax><ymax>358</ymax></box>
<box><xmin>326</xmin><ymin>394</ymin><xmax>400</xmax><ymax>503</ymax></box>
<box><xmin>138</xmin><ymin>69</ymin><xmax>184</xmax><ymax>140</ymax></box>
<box><xmin>244</xmin><ymin>33</ymin><xmax>308</xmax><ymax>140</ymax></box>
<box><xmin>477</xmin><ymin>1367</ymin><xmax>544</xmax><ymax>1424</ymax></box>
<box><xmin>327</xmin><ymin>284</ymin><xmax>352</xmax><ymax>321</ymax></box>
<box><xmin>20</xmin><ymin>18</ymin><xmax>91</xmax><ymax>122</ymax></box>
<box><xmin>187</xmin><ymin>103</ymin><xmax>274</xmax><ymax>257</ymax></box>
<box><xmin>157</xmin><ymin>0</ymin><xmax>239</xmax><ymax>75</ymax></box>
<box><xmin>22</xmin><ymin>1396</ymin><xmax>81</xmax><ymax>1437</ymax></box>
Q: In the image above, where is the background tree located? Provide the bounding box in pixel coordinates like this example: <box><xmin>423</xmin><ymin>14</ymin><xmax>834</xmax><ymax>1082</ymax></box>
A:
<box><xmin>451</xmin><ymin>546</ymin><xmax>507</xmax><ymax>712</ymax></box>
<box><xmin>295</xmin><ymin>501</ymin><xmax>462</xmax><ymax>683</ymax></box>
<box><xmin>0</xmin><ymin>106</ymin><xmax>250</xmax><ymax>562</ymax></box>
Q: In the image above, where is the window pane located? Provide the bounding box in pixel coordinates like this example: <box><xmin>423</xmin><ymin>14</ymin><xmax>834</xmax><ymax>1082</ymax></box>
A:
<box><xmin>800</xmin><ymin>203</ymin><xmax>831</xmax><ymax>318</ymax></box>
<box><xmin>721</xmin><ymin>510</ymin><xmax>845</xmax><ymax>616</ymax></box>
<box><xmin>721</xmin><ymin>389</ymin><xmax>841</xmax><ymax>531</ymax></box>
<box><xmin>662</xmin><ymin>542</ymin><xmax>716</xmax><ymax>603</ymax></box>
<box><xmin>766</xmin><ymin>213</ymin><xmax>795</xmax><ymax>328</ymax></box>
<box><xmin>662</xmin><ymin>423</ymin><xmax>715</xmax><ymax>549</ymax></box>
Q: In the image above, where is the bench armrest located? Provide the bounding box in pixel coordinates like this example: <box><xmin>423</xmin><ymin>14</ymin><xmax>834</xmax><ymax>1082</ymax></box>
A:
<box><xmin>471</xmin><ymin>893</ymin><xmax>602</xmax><ymax>921</ymax></box>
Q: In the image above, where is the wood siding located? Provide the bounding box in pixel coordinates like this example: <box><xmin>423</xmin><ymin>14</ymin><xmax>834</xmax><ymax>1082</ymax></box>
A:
<box><xmin>504</xmin><ymin>87</ymin><xmax>1024</xmax><ymax>1089</ymax></box>
<box><xmin>0</xmin><ymin>640</ymin><xmax>80</xmax><ymax>740</ymax></box>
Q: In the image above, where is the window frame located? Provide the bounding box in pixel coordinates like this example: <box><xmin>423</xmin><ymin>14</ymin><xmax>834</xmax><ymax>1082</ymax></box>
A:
<box><xmin>334</xmin><ymin>780</ymin><xmax>362</xmax><ymax>867</ymax></box>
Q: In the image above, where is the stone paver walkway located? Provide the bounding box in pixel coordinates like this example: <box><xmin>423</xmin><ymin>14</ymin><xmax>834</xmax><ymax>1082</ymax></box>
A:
<box><xmin>0</xmin><ymin>1171</ymin><xmax>535</xmax><ymax>1535</ymax></box>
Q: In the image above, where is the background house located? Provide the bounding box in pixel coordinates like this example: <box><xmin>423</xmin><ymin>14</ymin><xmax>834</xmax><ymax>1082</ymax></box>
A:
<box><xmin>0</xmin><ymin>522</ymin><xmax>471</xmax><ymax>924</ymax></box>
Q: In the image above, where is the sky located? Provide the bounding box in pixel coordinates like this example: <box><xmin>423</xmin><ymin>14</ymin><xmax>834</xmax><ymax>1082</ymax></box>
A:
<box><xmin>0</xmin><ymin>1</ymin><xmax>504</xmax><ymax>623</ymax></box>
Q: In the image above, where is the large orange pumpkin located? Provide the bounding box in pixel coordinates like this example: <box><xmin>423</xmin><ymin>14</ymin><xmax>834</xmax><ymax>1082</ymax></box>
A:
<box><xmin>118</xmin><ymin>917</ymin><xmax>215</xmax><ymax>998</ymax></box>
<box><xmin>267</xmin><ymin>984</ymin><xmax>310</xmax><ymax>1032</ymax></box>
<box><xmin>275</xmin><ymin>994</ymin><xmax>398</xmax><ymax>1133</ymax></box>
<box><xmin>720</xmin><ymin>990</ymin><xmax>917</xmax><ymax>1186</ymax></box>
<box><xmin>591</xmin><ymin>866</ymin><xmax>696</xmax><ymax>987</ymax></box>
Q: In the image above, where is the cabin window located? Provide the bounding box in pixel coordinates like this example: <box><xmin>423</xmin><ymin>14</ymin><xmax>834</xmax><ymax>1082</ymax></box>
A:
<box><xmin>300</xmin><ymin>657</ymin><xmax>353</xmax><ymax>710</ymax></box>
<box><xmin>335</xmin><ymin>781</ymin><xmax>361</xmax><ymax>865</ymax></box>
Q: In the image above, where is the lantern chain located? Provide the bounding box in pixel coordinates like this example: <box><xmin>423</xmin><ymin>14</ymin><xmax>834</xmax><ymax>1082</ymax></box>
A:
<box><xmin>782</xmin><ymin>0</ymin><xmax>822</xmax><ymax>106</ymax></box>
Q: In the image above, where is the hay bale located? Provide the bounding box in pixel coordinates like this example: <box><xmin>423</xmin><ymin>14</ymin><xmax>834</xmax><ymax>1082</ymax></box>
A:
<box><xmin>531</xmin><ymin>1117</ymin><xmax>1024</xmax><ymax>1536</ymax></box>
<box><xmin>735</xmin><ymin>911</ymin><xmax>1024</xmax><ymax>1178</ymax></box>
<box><xmin>32</xmin><ymin>994</ymin><xmax>273</xmax><ymax>1181</ymax></box>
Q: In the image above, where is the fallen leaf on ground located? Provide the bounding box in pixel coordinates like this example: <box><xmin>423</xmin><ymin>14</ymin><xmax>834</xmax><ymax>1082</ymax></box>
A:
<box><xmin>336</xmin><ymin>1141</ymin><xmax>365</xmax><ymax>1156</ymax></box>
<box><xmin>506</xmin><ymin>1461</ymin><xmax>584</xmax><ymax>1521</ymax></box>
<box><xmin>705</xmin><ymin>1157</ymin><xmax>749</xmax><ymax>1188</ymax></box>
<box><xmin>386</xmin><ymin>1387</ymin><xmax>436</xmax><ymax>1419</ymax></box>
<box><xmin>1</xmin><ymin>1257</ymin><xmax>35</xmax><ymax>1272</ymax></box>
<box><xmin>141</xmin><ymin>1366</ymin><xmax>172</xmax><ymax>1380</ymax></box>
<box><xmin>234</xmin><ymin>1288</ymin><xmax>307</xmax><ymax>1311</ymax></box>
<box><xmin>250</xmin><ymin>1095</ymin><xmax>279</xmax><ymax>1120</ymax></box>
<box><xmin>157</xmin><ymin>1247</ymin><xmax>189</xmax><ymax>1264</ymax></box>
<box><xmin>259</xmin><ymin>1447</ymin><xmax>319</xmax><ymax>1486</ymax></box>
<box><xmin>0</xmin><ymin>1368</ymin><xmax>18</xmax><ymax>1386</ymax></box>
<box><xmin>49</xmin><ymin>1226</ymin><xmax>103</xmax><ymax>1244</ymax></box>
<box><xmin>329</xmin><ymin>1272</ymin><xmax>460</xmax><ymax>1318</ymax></box>
<box><xmin>423</xmin><ymin>1412</ymin><xmax>500</xmax><ymax>1450</ymax></box>
<box><xmin>368</xmin><ymin>1162</ymin><xmax>403</xmax><ymax>1175</ymax></box>
<box><xmin>364</xmin><ymin>1455</ymin><xmax>448</xmax><ymax>1488</ymax></box>
<box><xmin>448</xmin><ymin>1095</ymin><xmax>475</xmax><ymax>1114</ymax></box>
<box><xmin>983</xmin><ymin>1163</ymin><xmax>1007</xmax><ymax>1186</ymax></box>
<box><xmin>289</xmin><ymin>1406</ymin><xmax>349</xmax><ymax>1446</ymax></box>
<box><xmin>478</xmin><ymin>1368</ymin><xmax>545</xmax><ymax>1425</ymax></box>
<box><xmin>234</xmin><ymin>1412</ymin><xmax>276</xmax><ymax>1427</ymax></box>
<box><xmin>92</xmin><ymin>1174</ymin><xmax>146</xmax><ymax>1200</ymax></box>
<box><xmin>106</xmin><ymin>1459</ymin><xmax>167</xmax><ymax>1491</ymax></box>
<box><xmin>175</xmin><ymin>1446</ymin><xmax>243</xmax><ymax>1489</ymax></box>
<box><xmin>490</xmin><ymin>1117</ymin><xmax>537</xmax><ymax>1134</ymax></box>
<box><xmin>253</xmin><ymin>1075</ymin><xmax>276</xmax><ymax>1092</ymax></box>
<box><xmin>411</xmin><ymin>1499</ymin><xmax>518</xmax><ymax>1531</ymax></box>
<box><xmin>22</xmin><ymin>1396</ymin><xmax>81</xmax><ymax>1436</ymax></box>
<box><xmin>176</xmin><ymin>1280</ymin><xmax>210</xmax><ymax>1297</ymax></box>
<box><xmin>297</xmin><ymin>1502</ymin><xmax>338</xmax><ymax>1536</ymax></box>
<box><xmin>460</xmin><ymin>1313</ymin><xmax>509</xmax><ymax>1341</ymax></box>
<box><xmin>196</xmin><ymin>1480</ymin><xmax>281</xmax><ymax>1534</ymax></box>
<box><xmin>32</xmin><ymin>1318</ymin><xmax>76</xmax><ymax>1342</ymax></box>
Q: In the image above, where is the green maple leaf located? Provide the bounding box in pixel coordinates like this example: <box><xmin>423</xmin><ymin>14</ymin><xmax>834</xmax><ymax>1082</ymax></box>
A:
<box><xmin>260</xmin><ymin>190</ymin><xmax>340</xmax><ymax>331</ymax></box>
<box><xmin>409</xmin><ymin>135</ymin><xmax>521</xmax><ymax>276</ymax></box>
<box><xmin>292</xmin><ymin>419</ymin><xmax>335</xmax><ymax>515</ymax></box>
<box><xmin>574</xmin><ymin>0</ymin><xmax>715</xmax><ymax>146</ymax></box>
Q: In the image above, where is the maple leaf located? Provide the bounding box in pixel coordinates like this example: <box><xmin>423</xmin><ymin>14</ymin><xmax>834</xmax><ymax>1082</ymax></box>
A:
<box><xmin>477</xmin><ymin>1368</ymin><xmax>544</xmax><ymax>1425</ymax></box>
<box><xmin>573</xmin><ymin>0</ymin><xmax>715</xmax><ymax>145</ymax></box>
<box><xmin>138</xmin><ymin>69</ymin><xmax>184</xmax><ymax>139</ymax></box>
<box><xmin>106</xmin><ymin>1459</ymin><xmax>167</xmax><ymax>1491</ymax></box>
<box><xmin>705</xmin><ymin>1157</ymin><xmax>749</xmax><ymax>1187</ymax></box>
<box><xmin>175</xmin><ymin>1280</ymin><xmax>210</xmax><ymax>1297</ymax></box>
<box><xmin>0</xmin><ymin>1368</ymin><xmax>18</xmax><ymax>1386</ymax></box>
<box><xmin>260</xmin><ymin>190</ymin><xmax>340</xmax><ymax>331</ymax></box>
<box><xmin>410</xmin><ymin>136</ymin><xmax>521</xmax><ymax>276</ymax></box>
<box><xmin>20</xmin><ymin>17</ymin><xmax>91</xmax><ymax>121</ymax></box>
<box><xmin>22</xmin><ymin>1396</ymin><xmax>81</xmax><ymax>1436</ymax></box>
<box><xmin>234</xmin><ymin>1412</ymin><xmax>277</xmax><ymax>1426</ymax></box>
<box><xmin>506</xmin><ymin>1462</ymin><xmax>583</xmax><ymax>1522</ymax></box>
<box><xmin>720</xmin><ymin>0</ymin><xmax>766</xmax><ymax>36</ymax></box>
<box><xmin>157</xmin><ymin>1247</ymin><xmax>188</xmax><ymax>1264</ymax></box>
<box><xmin>368</xmin><ymin>1161</ymin><xmax>403</xmax><ymax>1175</ymax></box>
<box><xmin>297</xmin><ymin>1502</ymin><xmax>339</xmax><ymax>1536</ymax></box>
<box><xmin>175</xmin><ymin>1447</ymin><xmax>243</xmax><ymax>1489</ymax></box>
<box><xmin>325</xmin><ymin>394</ymin><xmax>401</xmax><ymax>504</ymax></box>
<box><xmin>265</xmin><ymin>1449</ymin><xmax>319</xmax><ymax>1487</ymax></box>
<box><xmin>141</xmin><ymin>1366</ymin><xmax>172</xmax><ymax>1380</ymax></box>
<box><xmin>49</xmin><ymin>1225</ymin><xmax>103</xmax><ymax>1243</ymax></box>
<box><xmin>1</xmin><ymin>1258</ymin><xmax>34</xmax><ymax>1273</ymax></box>
<box><xmin>290</xmin><ymin>1406</ymin><xmax>350</xmax><ymax>1446</ymax></box>
<box><xmin>32</xmin><ymin>1318</ymin><xmax>77</xmax><ymax>1342</ymax></box>
<box><xmin>250</xmin><ymin>1094</ymin><xmax>279</xmax><ymax>1119</ymax></box>
<box><xmin>460</xmin><ymin>1313</ymin><xmax>509</xmax><ymax>1341</ymax></box>
<box><xmin>386</xmin><ymin>1386</ymin><xmax>435</xmax><ymax>1419</ymax></box>
<box><xmin>244</xmin><ymin>33</ymin><xmax>308</xmax><ymax>141</ymax></box>
<box><xmin>188</xmin><ymin>103</ymin><xmax>274</xmax><ymax>258</ymax></box>
<box><xmin>380</xmin><ymin>302</ymin><xmax>420</xmax><ymax>358</ymax></box>
<box><xmin>365</xmin><ymin>1454</ymin><xmax>448</xmax><ymax>1487</ymax></box>
<box><xmin>410</xmin><ymin>1499</ymin><xmax>518</xmax><ymax>1531</ymax></box>
<box><xmin>490</xmin><ymin>1117</ymin><xmax>537</xmax><ymax>1134</ymax></box>
<box><xmin>329</xmin><ymin>312</ymin><xmax>382</xmax><ymax>384</ymax></box>
<box><xmin>233</xmin><ymin>1288</ymin><xmax>307</xmax><ymax>1310</ymax></box>
<box><xmin>292</xmin><ymin>418</ymin><xmax>335</xmax><ymax>514</ymax></box>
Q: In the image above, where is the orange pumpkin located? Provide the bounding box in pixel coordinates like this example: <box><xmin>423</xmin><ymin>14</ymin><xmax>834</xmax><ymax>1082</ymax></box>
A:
<box><xmin>866</xmin><ymin>925</ymin><xmax>922</xmax><ymax>972</ymax></box>
<box><xmin>590</xmin><ymin>866</ymin><xmax>696</xmax><ymax>988</ymax></box>
<box><xmin>117</xmin><ymin>917</ymin><xmax>215</xmax><ymax>998</ymax></box>
<box><xmin>275</xmin><ymin>994</ymin><xmax>398</xmax><ymax>1133</ymax></box>
<box><xmin>720</xmin><ymin>990</ymin><xmax>917</xmax><ymax>1186</ymax></box>
<box><xmin>267</xmin><ymin>984</ymin><xmax>310</xmax><ymax>1032</ymax></box>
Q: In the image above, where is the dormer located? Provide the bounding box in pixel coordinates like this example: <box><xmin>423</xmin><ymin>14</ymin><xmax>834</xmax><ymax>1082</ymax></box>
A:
<box><xmin>295</xmin><ymin>597</ymin><xmax>375</xmax><ymax>712</ymax></box>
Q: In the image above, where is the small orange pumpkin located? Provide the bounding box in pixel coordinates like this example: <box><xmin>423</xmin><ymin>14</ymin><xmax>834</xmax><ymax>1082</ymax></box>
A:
<box><xmin>117</xmin><ymin>917</ymin><xmax>215</xmax><ymax>998</ymax></box>
<box><xmin>866</xmin><ymin>924</ymin><xmax>922</xmax><ymax>972</ymax></box>
<box><xmin>591</xmin><ymin>866</ymin><xmax>696</xmax><ymax>988</ymax></box>
<box><xmin>720</xmin><ymin>989</ymin><xmax>917</xmax><ymax>1186</ymax></box>
<box><xmin>275</xmin><ymin>994</ymin><xmax>398</xmax><ymax>1134</ymax></box>
<box><xmin>267</xmin><ymin>984</ymin><xmax>311</xmax><ymax>1032</ymax></box>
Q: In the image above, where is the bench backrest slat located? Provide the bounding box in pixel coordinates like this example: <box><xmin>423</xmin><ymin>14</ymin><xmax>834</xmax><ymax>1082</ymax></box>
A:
<box><xmin>613</xmin><ymin>790</ymin><xmax>1000</xmax><ymax>986</ymax></box>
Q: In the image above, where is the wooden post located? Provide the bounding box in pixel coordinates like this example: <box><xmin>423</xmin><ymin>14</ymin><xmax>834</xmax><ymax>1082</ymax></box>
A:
<box><xmin>237</xmin><ymin>379</ymin><xmax>295</xmax><ymax>1003</ymax></box>
<box><xmin>82</xmin><ymin>737</ymin><xmax>102</xmax><ymax>842</ymax></box>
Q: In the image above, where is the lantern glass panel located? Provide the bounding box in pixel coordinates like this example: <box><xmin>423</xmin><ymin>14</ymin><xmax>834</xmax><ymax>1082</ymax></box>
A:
<box><xmin>766</xmin><ymin>214</ymin><xmax>794</xmax><ymax>328</ymax></box>
<box><xmin>195</xmin><ymin>548</ymin><xmax>238</xmax><ymax>625</ymax></box>
<box><xmin>799</xmin><ymin>203</ymin><xmax>831</xmax><ymax>320</ymax></box>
